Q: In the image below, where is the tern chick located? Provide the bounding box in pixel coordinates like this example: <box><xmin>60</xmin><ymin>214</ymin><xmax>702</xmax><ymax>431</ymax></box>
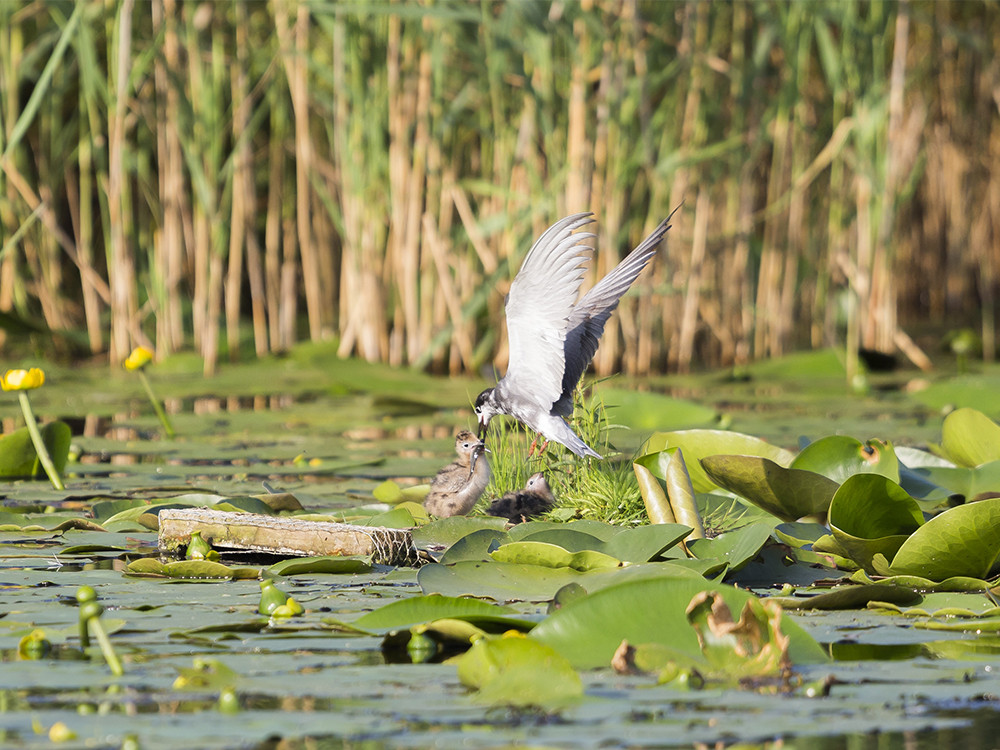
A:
<box><xmin>423</xmin><ymin>430</ymin><xmax>491</xmax><ymax>518</ymax></box>
<box><xmin>475</xmin><ymin>210</ymin><xmax>677</xmax><ymax>458</ymax></box>
<box><xmin>486</xmin><ymin>472</ymin><xmax>556</xmax><ymax>523</ymax></box>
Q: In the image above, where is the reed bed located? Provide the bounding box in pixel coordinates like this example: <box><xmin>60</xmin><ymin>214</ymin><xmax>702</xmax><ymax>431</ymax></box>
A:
<box><xmin>0</xmin><ymin>1</ymin><xmax>997</xmax><ymax>378</ymax></box>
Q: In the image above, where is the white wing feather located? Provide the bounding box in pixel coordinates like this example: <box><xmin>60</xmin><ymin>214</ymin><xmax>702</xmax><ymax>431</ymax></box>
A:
<box><xmin>501</xmin><ymin>213</ymin><xmax>596</xmax><ymax>411</ymax></box>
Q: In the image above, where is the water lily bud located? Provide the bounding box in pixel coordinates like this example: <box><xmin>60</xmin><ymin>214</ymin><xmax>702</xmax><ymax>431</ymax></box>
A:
<box><xmin>79</xmin><ymin>601</ymin><xmax>104</xmax><ymax>622</ymax></box>
<box><xmin>124</xmin><ymin>346</ymin><xmax>154</xmax><ymax>371</ymax></box>
<box><xmin>76</xmin><ymin>586</ymin><xmax>97</xmax><ymax>604</ymax></box>
<box><xmin>258</xmin><ymin>579</ymin><xmax>288</xmax><ymax>615</ymax></box>
<box><xmin>186</xmin><ymin>531</ymin><xmax>216</xmax><ymax>560</ymax></box>
<box><xmin>1</xmin><ymin>368</ymin><xmax>45</xmax><ymax>391</ymax></box>
<box><xmin>406</xmin><ymin>631</ymin><xmax>438</xmax><ymax>663</ymax></box>
<box><xmin>217</xmin><ymin>687</ymin><xmax>240</xmax><ymax>714</ymax></box>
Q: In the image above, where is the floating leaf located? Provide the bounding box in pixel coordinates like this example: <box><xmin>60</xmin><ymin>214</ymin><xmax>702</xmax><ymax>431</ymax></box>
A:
<box><xmin>0</xmin><ymin>421</ymin><xmax>71</xmax><ymax>478</ymax></box>
<box><xmin>887</xmin><ymin>498</ymin><xmax>1000</xmax><ymax>580</ymax></box>
<box><xmin>600</xmin><ymin>388</ymin><xmax>720</xmax><ymax>432</ymax></box>
<box><xmin>351</xmin><ymin>594</ymin><xmax>517</xmax><ymax>633</ymax></box>
<box><xmin>640</xmin><ymin>430</ymin><xmax>795</xmax><ymax>493</ymax></box>
<box><xmin>456</xmin><ymin>634</ymin><xmax>583</xmax><ymax>708</ymax></box>
<box><xmin>438</xmin><ymin>529</ymin><xmax>509</xmax><ymax>564</ymax></box>
<box><xmin>791</xmin><ymin>436</ymin><xmax>899</xmax><ymax>484</ymax></box>
<box><xmin>490</xmin><ymin>542</ymin><xmax>622</xmax><ymax>572</ymax></box>
<box><xmin>600</xmin><ymin>524</ymin><xmax>692</xmax><ymax>562</ymax></box>
<box><xmin>827</xmin><ymin>474</ymin><xmax>924</xmax><ymax>573</ymax></box>
<box><xmin>531</xmin><ymin>577</ymin><xmax>828</xmax><ymax>669</ymax></box>
<box><xmin>687</xmin><ymin>522</ymin><xmax>777</xmax><ymax>573</ymax></box>
<box><xmin>516</xmin><ymin>529</ymin><xmax>607</xmax><ymax>553</ymax></box>
<box><xmin>410</xmin><ymin>516</ymin><xmax>508</xmax><ymax>548</ymax></box>
<box><xmin>701</xmin><ymin>455</ymin><xmax>838</xmax><ymax>521</ymax></box>
<box><xmin>940</xmin><ymin>408</ymin><xmax>1000</xmax><ymax>467</ymax></box>
<box><xmin>418</xmin><ymin>560</ymin><xmax>702</xmax><ymax>603</ymax></box>
<box><xmin>769</xmin><ymin>584</ymin><xmax>921</xmax><ymax>610</ymax></box>
<box><xmin>266</xmin><ymin>556</ymin><xmax>373</xmax><ymax>576</ymax></box>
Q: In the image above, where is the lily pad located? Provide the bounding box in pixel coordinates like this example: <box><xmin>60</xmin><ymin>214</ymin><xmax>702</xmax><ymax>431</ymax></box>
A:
<box><xmin>490</xmin><ymin>542</ymin><xmax>622</xmax><ymax>572</ymax></box>
<box><xmin>456</xmin><ymin>634</ymin><xmax>583</xmax><ymax>708</ymax></box>
<box><xmin>827</xmin><ymin>474</ymin><xmax>924</xmax><ymax>572</ymax></box>
<box><xmin>418</xmin><ymin>560</ymin><xmax>703</xmax><ymax>603</ymax></box>
<box><xmin>530</xmin><ymin>577</ymin><xmax>828</xmax><ymax>669</ymax></box>
<box><xmin>0</xmin><ymin>421</ymin><xmax>71</xmax><ymax>478</ymax></box>
<box><xmin>790</xmin><ymin>436</ymin><xmax>899</xmax><ymax>484</ymax></box>
<box><xmin>687</xmin><ymin>521</ymin><xmax>777</xmax><ymax>573</ymax></box>
<box><xmin>351</xmin><ymin>594</ymin><xmax>517</xmax><ymax>633</ymax></box>
<box><xmin>887</xmin><ymin>498</ymin><xmax>1000</xmax><ymax>580</ymax></box>
<box><xmin>639</xmin><ymin>430</ymin><xmax>796</xmax><ymax>493</ymax></box>
<box><xmin>940</xmin><ymin>407</ymin><xmax>1000</xmax><ymax>467</ymax></box>
<box><xmin>600</xmin><ymin>388</ymin><xmax>720</xmax><ymax>432</ymax></box>
<box><xmin>700</xmin><ymin>455</ymin><xmax>839</xmax><ymax>521</ymax></box>
<box><xmin>266</xmin><ymin>556</ymin><xmax>373</xmax><ymax>576</ymax></box>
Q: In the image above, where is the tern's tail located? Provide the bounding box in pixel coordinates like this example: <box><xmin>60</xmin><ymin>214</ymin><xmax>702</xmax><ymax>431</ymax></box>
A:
<box><xmin>547</xmin><ymin>418</ymin><xmax>602</xmax><ymax>459</ymax></box>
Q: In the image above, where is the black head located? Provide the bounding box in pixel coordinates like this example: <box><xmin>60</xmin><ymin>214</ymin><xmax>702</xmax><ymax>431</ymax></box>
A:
<box><xmin>474</xmin><ymin>387</ymin><xmax>497</xmax><ymax>438</ymax></box>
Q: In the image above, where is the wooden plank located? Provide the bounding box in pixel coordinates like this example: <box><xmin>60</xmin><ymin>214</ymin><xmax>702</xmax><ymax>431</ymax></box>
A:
<box><xmin>158</xmin><ymin>508</ymin><xmax>420</xmax><ymax>567</ymax></box>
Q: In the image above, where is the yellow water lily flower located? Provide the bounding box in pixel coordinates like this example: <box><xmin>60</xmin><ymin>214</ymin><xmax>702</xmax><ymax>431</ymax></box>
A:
<box><xmin>1</xmin><ymin>368</ymin><xmax>45</xmax><ymax>391</ymax></box>
<box><xmin>124</xmin><ymin>346</ymin><xmax>154</xmax><ymax>371</ymax></box>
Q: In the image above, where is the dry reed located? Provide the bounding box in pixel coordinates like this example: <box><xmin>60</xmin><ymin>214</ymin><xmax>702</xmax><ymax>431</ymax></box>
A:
<box><xmin>0</xmin><ymin>1</ymin><xmax>996</xmax><ymax>379</ymax></box>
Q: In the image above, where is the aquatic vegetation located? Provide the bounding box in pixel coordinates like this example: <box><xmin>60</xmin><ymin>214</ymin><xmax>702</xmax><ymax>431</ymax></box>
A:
<box><xmin>124</xmin><ymin>346</ymin><xmax>176</xmax><ymax>438</ymax></box>
<box><xmin>1</xmin><ymin>367</ymin><xmax>66</xmax><ymax>489</ymax></box>
<box><xmin>4</xmin><ymin>357</ymin><xmax>1000</xmax><ymax>746</ymax></box>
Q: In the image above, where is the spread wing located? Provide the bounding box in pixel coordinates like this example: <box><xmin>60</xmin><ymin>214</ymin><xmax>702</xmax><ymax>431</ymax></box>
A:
<box><xmin>553</xmin><ymin>210</ymin><xmax>677</xmax><ymax>415</ymax></box>
<box><xmin>501</xmin><ymin>213</ymin><xmax>596</xmax><ymax>411</ymax></box>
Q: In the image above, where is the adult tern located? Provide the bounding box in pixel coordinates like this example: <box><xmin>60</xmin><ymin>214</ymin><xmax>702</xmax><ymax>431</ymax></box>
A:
<box><xmin>474</xmin><ymin>210</ymin><xmax>675</xmax><ymax>458</ymax></box>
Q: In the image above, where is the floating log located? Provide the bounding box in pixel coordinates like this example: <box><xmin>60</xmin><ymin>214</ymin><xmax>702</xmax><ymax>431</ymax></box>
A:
<box><xmin>157</xmin><ymin>508</ymin><xmax>421</xmax><ymax>567</ymax></box>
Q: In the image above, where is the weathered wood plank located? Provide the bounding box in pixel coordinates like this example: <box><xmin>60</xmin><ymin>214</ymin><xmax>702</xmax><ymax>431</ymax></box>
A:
<box><xmin>158</xmin><ymin>508</ymin><xmax>420</xmax><ymax>566</ymax></box>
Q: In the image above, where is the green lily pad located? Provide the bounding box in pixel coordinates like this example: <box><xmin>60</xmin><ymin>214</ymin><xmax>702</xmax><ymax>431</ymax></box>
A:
<box><xmin>439</xmin><ymin>529</ymin><xmax>509</xmax><ymax>564</ymax></box>
<box><xmin>769</xmin><ymin>584</ymin><xmax>921</xmax><ymax>610</ymax></box>
<box><xmin>516</xmin><ymin>529</ymin><xmax>608</xmax><ymax>553</ymax></box>
<box><xmin>351</xmin><ymin>594</ymin><xmax>517</xmax><ymax>633</ymax></box>
<box><xmin>490</xmin><ymin>542</ymin><xmax>623</xmax><ymax>572</ymax></box>
<box><xmin>418</xmin><ymin>560</ymin><xmax>703</xmax><ymax>603</ymax></box>
<box><xmin>600</xmin><ymin>388</ymin><xmax>720</xmax><ymax>432</ymax></box>
<box><xmin>639</xmin><ymin>430</ymin><xmax>795</xmax><ymax>493</ymax></box>
<box><xmin>827</xmin><ymin>474</ymin><xmax>924</xmax><ymax>572</ymax></box>
<box><xmin>411</xmin><ymin>516</ymin><xmax>509</xmax><ymax>548</ymax></box>
<box><xmin>456</xmin><ymin>635</ymin><xmax>583</xmax><ymax>708</ymax></box>
<box><xmin>372</xmin><ymin>479</ymin><xmax>430</xmax><ymax>504</ymax></box>
<box><xmin>687</xmin><ymin>521</ymin><xmax>777</xmax><ymax>573</ymax></box>
<box><xmin>125</xmin><ymin>558</ymin><xmax>236</xmax><ymax>580</ymax></box>
<box><xmin>266</xmin><ymin>556</ymin><xmax>373</xmax><ymax>576</ymax></box>
<box><xmin>849</xmin><ymin>569</ymin><xmax>998</xmax><ymax>592</ymax></box>
<box><xmin>530</xmin><ymin>577</ymin><xmax>828</xmax><ymax>669</ymax></box>
<box><xmin>506</xmin><ymin>519</ymin><xmax>625</xmax><ymax>542</ymax></box>
<box><xmin>600</xmin><ymin>523</ymin><xmax>692</xmax><ymax>562</ymax></box>
<box><xmin>940</xmin><ymin>408</ymin><xmax>1000</xmax><ymax>467</ymax></box>
<box><xmin>790</xmin><ymin>436</ymin><xmax>899</xmax><ymax>484</ymax></box>
<box><xmin>700</xmin><ymin>455</ymin><xmax>839</xmax><ymax>521</ymax></box>
<box><xmin>362</xmin><ymin>505</ymin><xmax>419</xmax><ymax>528</ymax></box>
<box><xmin>887</xmin><ymin>498</ymin><xmax>1000</xmax><ymax>580</ymax></box>
<box><xmin>0</xmin><ymin>421</ymin><xmax>70</xmax><ymax>478</ymax></box>
<box><xmin>773</xmin><ymin>522</ymin><xmax>830</xmax><ymax>548</ymax></box>
<box><xmin>868</xmin><ymin>591</ymin><xmax>1000</xmax><ymax>618</ymax></box>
